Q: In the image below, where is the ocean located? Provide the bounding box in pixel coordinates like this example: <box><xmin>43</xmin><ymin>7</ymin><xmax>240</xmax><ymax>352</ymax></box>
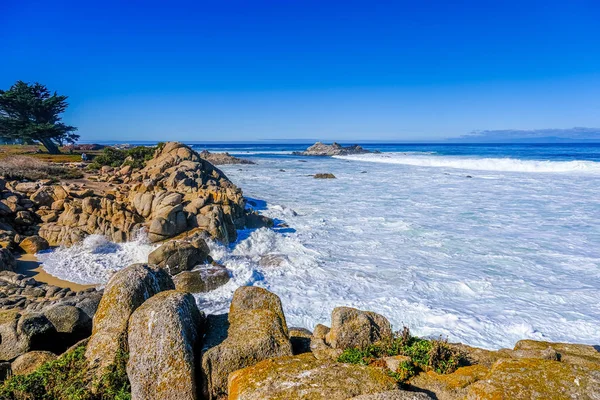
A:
<box><xmin>39</xmin><ymin>143</ymin><xmax>600</xmax><ymax>349</ymax></box>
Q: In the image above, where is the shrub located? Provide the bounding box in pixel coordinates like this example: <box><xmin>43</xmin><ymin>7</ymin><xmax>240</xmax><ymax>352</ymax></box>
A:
<box><xmin>89</xmin><ymin>148</ymin><xmax>126</xmax><ymax>168</ymax></box>
<box><xmin>0</xmin><ymin>344</ymin><xmax>131</xmax><ymax>400</ymax></box>
<box><xmin>0</xmin><ymin>156</ymin><xmax>83</xmax><ymax>181</ymax></box>
<box><xmin>88</xmin><ymin>146</ymin><xmax>156</xmax><ymax>170</ymax></box>
<box><xmin>337</xmin><ymin>327</ymin><xmax>464</xmax><ymax>382</ymax></box>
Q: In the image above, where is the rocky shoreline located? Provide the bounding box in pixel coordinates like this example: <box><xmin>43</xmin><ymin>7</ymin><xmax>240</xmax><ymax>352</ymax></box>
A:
<box><xmin>0</xmin><ymin>142</ymin><xmax>597</xmax><ymax>399</ymax></box>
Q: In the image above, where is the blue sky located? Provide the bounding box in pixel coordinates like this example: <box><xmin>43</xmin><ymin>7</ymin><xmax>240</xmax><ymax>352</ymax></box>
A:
<box><xmin>1</xmin><ymin>0</ymin><xmax>599</xmax><ymax>142</ymax></box>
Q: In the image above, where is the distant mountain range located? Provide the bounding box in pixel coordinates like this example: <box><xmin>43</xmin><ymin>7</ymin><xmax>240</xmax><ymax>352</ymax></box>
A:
<box><xmin>455</xmin><ymin>127</ymin><xmax>600</xmax><ymax>143</ymax></box>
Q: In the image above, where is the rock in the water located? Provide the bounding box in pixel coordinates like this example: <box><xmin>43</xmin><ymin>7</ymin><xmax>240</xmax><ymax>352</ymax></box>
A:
<box><xmin>148</xmin><ymin>239</ymin><xmax>210</xmax><ymax>275</ymax></box>
<box><xmin>294</xmin><ymin>142</ymin><xmax>373</xmax><ymax>156</ymax></box>
<box><xmin>326</xmin><ymin>306</ymin><xmax>393</xmax><ymax>350</ymax></box>
<box><xmin>314</xmin><ymin>173</ymin><xmax>336</xmax><ymax>179</ymax></box>
<box><xmin>19</xmin><ymin>235</ymin><xmax>49</xmax><ymax>254</ymax></box>
<box><xmin>201</xmin><ymin>286</ymin><xmax>293</xmax><ymax>399</ymax></box>
<box><xmin>128</xmin><ymin>291</ymin><xmax>204</xmax><ymax>400</ymax></box>
<box><xmin>199</xmin><ymin>150</ymin><xmax>255</xmax><ymax>165</ymax></box>
<box><xmin>0</xmin><ymin>249</ymin><xmax>16</xmax><ymax>272</ymax></box>
<box><xmin>11</xmin><ymin>350</ymin><xmax>56</xmax><ymax>375</ymax></box>
<box><xmin>173</xmin><ymin>266</ymin><xmax>230</xmax><ymax>293</ymax></box>
<box><xmin>228</xmin><ymin>353</ymin><xmax>398</xmax><ymax>400</ymax></box>
<box><xmin>86</xmin><ymin>264</ymin><xmax>174</xmax><ymax>375</ymax></box>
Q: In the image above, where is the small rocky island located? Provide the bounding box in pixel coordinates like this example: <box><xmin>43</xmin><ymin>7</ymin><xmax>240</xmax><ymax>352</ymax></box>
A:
<box><xmin>0</xmin><ymin>142</ymin><xmax>597</xmax><ymax>399</ymax></box>
<box><xmin>294</xmin><ymin>141</ymin><xmax>375</xmax><ymax>156</ymax></box>
<box><xmin>198</xmin><ymin>150</ymin><xmax>255</xmax><ymax>165</ymax></box>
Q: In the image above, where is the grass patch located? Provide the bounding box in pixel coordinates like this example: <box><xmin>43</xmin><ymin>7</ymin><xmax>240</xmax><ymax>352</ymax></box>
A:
<box><xmin>0</xmin><ymin>345</ymin><xmax>131</xmax><ymax>400</ymax></box>
<box><xmin>0</xmin><ymin>156</ymin><xmax>83</xmax><ymax>181</ymax></box>
<box><xmin>337</xmin><ymin>327</ymin><xmax>464</xmax><ymax>382</ymax></box>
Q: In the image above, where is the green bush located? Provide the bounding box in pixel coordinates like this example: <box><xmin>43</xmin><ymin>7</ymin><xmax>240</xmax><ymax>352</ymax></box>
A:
<box><xmin>0</xmin><ymin>344</ymin><xmax>131</xmax><ymax>400</ymax></box>
<box><xmin>88</xmin><ymin>146</ymin><xmax>156</xmax><ymax>170</ymax></box>
<box><xmin>337</xmin><ymin>327</ymin><xmax>464</xmax><ymax>382</ymax></box>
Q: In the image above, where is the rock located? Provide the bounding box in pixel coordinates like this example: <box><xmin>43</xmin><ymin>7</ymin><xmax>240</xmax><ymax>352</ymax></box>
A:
<box><xmin>16</xmin><ymin>312</ymin><xmax>57</xmax><ymax>352</ymax></box>
<box><xmin>289</xmin><ymin>327</ymin><xmax>312</xmax><ymax>355</ymax></box>
<box><xmin>43</xmin><ymin>305</ymin><xmax>92</xmax><ymax>349</ymax></box>
<box><xmin>11</xmin><ymin>350</ymin><xmax>56</xmax><ymax>375</ymax></box>
<box><xmin>14</xmin><ymin>182</ymin><xmax>39</xmax><ymax>194</ymax></box>
<box><xmin>199</xmin><ymin>150</ymin><xmax>255</xmax><ymax>165</ymax></box>
<box><xmin>512</xmin><ymin>340</ymin><xmax>600</xmax><ymax>368</ymax></box>
<box><xmin>30</xmin><ymin>186</ymin><xmax>54</xmax><ymax>207</ymax></box>
<box><xmin>19</xmin><ymin>236</ymin><xmax>49</xmax><ymax>254</ymax></box>
<box><xmin>0</xmin><ymin>310</ymin><xmax>29</xmax><ymax>360</ymax></box>
<box><xmin>349</xmin><ymin>391</ymin><xmax>433</xmax><ymax>400</ymax></box>
<box><xmin>228</xmin><ymin>353</ymin><xmax>398</xmax><ymax>400</ymax></box>
<box><xmin>258</xmin><ymin>253</ymin><xmax>290</xmax><ymax>268</ymax></box>
<box><xmin>128</xmin><ymin>291</ymin><xmax>204</xmax><ymax>400</ymax></box>
<box><xmin>148</xmin><ymin>239</ymin><xmax>210</xmax><ymax>275</ymax></box>
<box><xmin>294</xmin><ymin>142</ymin><xmax>373</xmax><ymax>156</ymax></box>
<box><xmin>228</xmin><ymin>286</ymin><xmax>288</xmax><ymax>335</ymax></box>
<box><xmin>384</xmin><ymin>355</ymin><xmax>412</xmax><ymax>372</ymax></box>
<box><xmin>409</xmin><ymin>364</ymin><xmax>490</xmax><ymax>400</ymax></box>
<box><xmin>173</xmin><ymin>266</ymin><xmax>230</xmax><ymax>293</ymax></box>
<box><xmin>325</xmin><ymin>306</ymin><xmax>393</xmax><ymax>350</ymax></box>
<box><xmin>0</xmin><ymin>362</ymin><xmax>10</xmax><ymax>382</ymax></box>
<box><xmin>245</xmin><ymin>212</ymin><xmax>274</xmax><ymax>229</ymax></box>
<box><xmin>201</xmin><ymin>286</ymin><xmax>293</xmax><ymax>399</ymax></box>
<box><xmin>14</xmin><ymin>210</ymin><xmax>35</xmax><ymax>225</ymax></box>
<box><xmin>311</xmin><ymin>323</ymin><xmax>342</xmax><ymax>360</ymax></box>
<box><xmin>0</xmin><ymin>249</ymin><xmax>16</xmax><ymax>272</ymax></box>
<box><xmin>465</xmin><ymin>358</ymin><xmax>600</xmax><ymax>399</ymax></box>
<box><xmin>36</xmin><ymin>142</ymin><xmax>249</xmax><ymax>246</ymax></box>
<box><xmin>314</xmin><ymin>173</ymin><xmax>336</xmax><ymax>179</ymax></box>
<box><xmin>85</xmin><ymin>263</ymin><xmax>174</xmax><ymax>374</ymax></box>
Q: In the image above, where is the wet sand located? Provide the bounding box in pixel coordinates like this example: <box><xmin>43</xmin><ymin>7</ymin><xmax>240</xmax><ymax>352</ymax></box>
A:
<box><xmin>16</xmin><ymin>254</ymin><xmax>95</xmax><ymax>291</ymax></box>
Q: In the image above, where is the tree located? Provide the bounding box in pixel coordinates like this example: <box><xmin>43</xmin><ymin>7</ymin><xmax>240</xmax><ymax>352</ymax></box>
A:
<box><xmin>0</xmin><ymin>81</ymin><xmax>79</xmax><ymax>154</ymax></box>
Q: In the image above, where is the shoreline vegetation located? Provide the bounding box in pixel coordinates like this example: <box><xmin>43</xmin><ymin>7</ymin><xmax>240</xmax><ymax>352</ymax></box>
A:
<box><xmin>0</xmin><ymin>142</ymin><xmax>597</xmax><ymax>399</ymax></box>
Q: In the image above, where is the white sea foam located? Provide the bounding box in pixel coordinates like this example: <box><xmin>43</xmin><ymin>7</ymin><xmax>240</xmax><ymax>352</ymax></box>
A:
<box><xmin>36</xmin><ymin>154</ymin><xmax>600</xmax><ymax>349</ymax></box>
<box><xmin>37</xmin><ymin>232</ymin><xmax>157</xmax><ymax>285</ymax></box>
<box><xmin>335</xmin><ymin>153</ymin><xmax>600</xmax><ymax>174</ymax></box>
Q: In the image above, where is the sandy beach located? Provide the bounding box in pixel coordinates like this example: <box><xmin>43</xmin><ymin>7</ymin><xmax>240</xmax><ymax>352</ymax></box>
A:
<box><xmin>16</xmin><ymin>253</ymin><xmax>95</xmax><ymax>291</ymax></box>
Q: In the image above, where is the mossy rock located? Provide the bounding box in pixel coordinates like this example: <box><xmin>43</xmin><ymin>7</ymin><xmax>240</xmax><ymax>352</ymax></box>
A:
<box><xmin>228</xmin><ymin>353</ymin><xmax>398</xmax><ymax>400</ymax></box>
<box><xmin>466</xmin><ymin>357</ymin><xmax>600</xmax><ymax>399</ymax></box>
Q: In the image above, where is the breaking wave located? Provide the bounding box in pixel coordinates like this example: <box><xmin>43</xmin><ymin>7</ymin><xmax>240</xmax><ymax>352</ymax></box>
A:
<box><xmin>335</xmin><ymin>153</ymin><xmax>600</xmax><ymax>174</ymax></box>
<box><xmin>37</xmin><ymin>232</ymin><xmax>157</xmax><ymax>285</ymax></box>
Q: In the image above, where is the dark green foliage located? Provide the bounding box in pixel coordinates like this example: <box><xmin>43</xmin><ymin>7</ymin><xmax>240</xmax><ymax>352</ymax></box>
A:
<box><xmin>90</xmin><ymin>148</ymin><xmax>126</xmax><ymax>168</ymax></box>
<box><xmin>0</xmin><ymin>81</ymin><xmax>78</xmax><ymax>154</ymax></box>
<box><xmin>337</xmin><ymin>327</ymin><xmax>464</xmax><ymax>382</ymax></box>
<box><xmin>122</xmin><ymin>146</ymin><xmax>154</xmax><ymax>169</ymax></box>
<box><xmin>88</xmin><ymin>146</ymin><xmax>155</xmax><ymax>170</ymax></box>
<box><xmin>0</xmin><ymin>345</ymin><xmax>131</xmax><ymax>400</ymax></box>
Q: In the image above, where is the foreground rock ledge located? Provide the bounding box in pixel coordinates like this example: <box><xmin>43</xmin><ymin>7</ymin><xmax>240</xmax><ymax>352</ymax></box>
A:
<box><xmin>228</xmin><ymin>353</ymin><xmax>399</xmax><ymax>400</ymax></box>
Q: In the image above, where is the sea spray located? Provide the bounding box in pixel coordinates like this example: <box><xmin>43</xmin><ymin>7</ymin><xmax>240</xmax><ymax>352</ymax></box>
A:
<box><xmin>335</xmin><ymin>153</ymin><xmax>600</xmax><ymax>174</ymax></box>
<box><xmin>38</xmin><ymin>231</ymin><xmax>158</xmax><ymax>285</ymax></box>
